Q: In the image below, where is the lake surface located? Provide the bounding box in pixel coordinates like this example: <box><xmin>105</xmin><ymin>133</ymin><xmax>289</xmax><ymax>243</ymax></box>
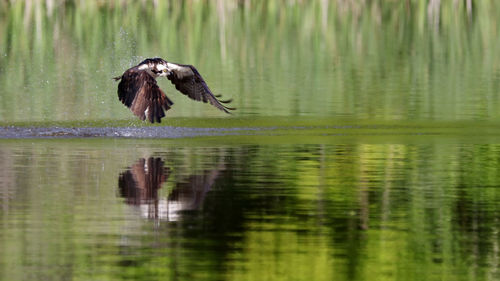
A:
<box><xmin>0</xmin><ymin>137</ymin><xmax>498</xmax><ymax>281</ymax></box>
<box><xmin>1</xmin><ymin>1</ymin><xmax>500</xmax><ymax>281</ymax></box>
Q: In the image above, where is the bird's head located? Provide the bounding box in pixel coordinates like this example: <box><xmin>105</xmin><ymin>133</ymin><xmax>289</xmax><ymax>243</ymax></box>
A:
<box><xmin>146</xmin><ymin>62</ymin><xmax>169</xmax><ymax>78</ymax></box>
<box><xmin>154</xmin><ymin>63</ymin><xmax>170</xmax><ymax>77</ymax></box>
<box><xmin>138</xmin><ymin>58</ymin><xmax>171</xmax><ymax>78</ymax></box>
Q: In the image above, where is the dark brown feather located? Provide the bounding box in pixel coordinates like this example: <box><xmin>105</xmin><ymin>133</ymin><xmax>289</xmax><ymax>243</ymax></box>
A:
<box><xmin>166</xmin><ymin>64</ymin><xmax>235</xmax><ymax>113</ymax></box>
<box><xmin>116</xmin><ymin>68</ymin><xmax>173</xmax><ymax>123</ymax></box>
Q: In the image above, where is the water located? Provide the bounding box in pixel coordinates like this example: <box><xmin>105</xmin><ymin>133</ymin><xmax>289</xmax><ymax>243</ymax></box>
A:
<box><xmin>2</xmin><ymin>1</ymin><xmax>500</xmax><ymax>122</ymax></box>
<box><xmin>1</xmin><ymin>1</ymin><xmax>500</xmax><ymax>281</ymax></box>
<box><xmin>0</xmin><ymin>138</ymin><xmax>498</xmax><ymax>281</ymax></box>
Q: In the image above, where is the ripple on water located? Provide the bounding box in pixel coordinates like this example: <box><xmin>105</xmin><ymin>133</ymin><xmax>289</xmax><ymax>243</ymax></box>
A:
<box><xmin>0</xmin><ymin>126</ymin><xmax>280</xmax><ymax>139</ymax></box>
<box><xmin>2</xmin><ymin>123</ymin><xmax>500</xmax><ymax>139</ymax></box>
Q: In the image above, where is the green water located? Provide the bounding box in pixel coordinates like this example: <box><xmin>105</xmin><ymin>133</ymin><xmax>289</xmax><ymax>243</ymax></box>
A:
<box><xmin>1</xmin><ymin>0</ymin><xmax>500</xmax><ymax>122</ymax></box>
<box><xmin>1</xmin><ymin>138</ymin><xmax>499</xmax><ymax>281</ymax></box>
<box><xmin>0</xmin><ymin>1</ymin><xmax>499</xmax><ymax>281</ymax></box>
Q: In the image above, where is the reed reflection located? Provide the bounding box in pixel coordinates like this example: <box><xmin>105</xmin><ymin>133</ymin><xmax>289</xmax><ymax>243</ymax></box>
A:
<box><xmin>118</xmin><ymin>156</ymin><xmax>225</xmax><ymax>221</ymax></box>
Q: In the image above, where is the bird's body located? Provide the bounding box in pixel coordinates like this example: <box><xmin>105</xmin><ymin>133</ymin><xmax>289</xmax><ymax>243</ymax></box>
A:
<box><xmin>114</xmin><ymin>58</ymin><xmax>234</xmax><ymax>123</ymax></box>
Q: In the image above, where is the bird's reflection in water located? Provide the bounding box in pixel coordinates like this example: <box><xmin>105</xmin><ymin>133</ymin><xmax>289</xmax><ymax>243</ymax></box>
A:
<box><xmin>118</xmin><ymin>157</ymin><xmax>224</xmax><ymax>221</ymax></box>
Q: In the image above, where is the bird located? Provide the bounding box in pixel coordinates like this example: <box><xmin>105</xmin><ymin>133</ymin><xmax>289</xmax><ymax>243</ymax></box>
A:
<box><xmin>113</xmin><ymin>57</ymin><xmax>234</xmax><ymax>123</ymax></box>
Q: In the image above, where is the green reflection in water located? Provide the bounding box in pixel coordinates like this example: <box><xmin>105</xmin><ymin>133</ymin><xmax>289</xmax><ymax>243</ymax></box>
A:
<box><xmin>1</xmin><ymin>1</ymin><xmax>500</xmax><ymax>122</ymax></box>
<box><xmin>0</xmin><ymin>138</ymin><xmax>498</xmax><ymax>281</ymax></box>
<box><xmin>0</xmin><ymin>1</ymin><xmax>499</xmax><ymax>281</ymax></box>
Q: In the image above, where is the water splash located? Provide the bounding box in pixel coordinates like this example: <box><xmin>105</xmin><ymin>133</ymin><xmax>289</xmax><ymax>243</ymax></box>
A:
<box><xmin>0</xmin><ymin>126</ymin><xmax>277</xmax><ymax>139</ymax></box>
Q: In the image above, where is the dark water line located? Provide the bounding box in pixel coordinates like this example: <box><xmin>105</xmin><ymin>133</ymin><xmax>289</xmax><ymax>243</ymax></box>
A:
<box><xmin>0</xmin><ymin>126</ymin><xmax>285</xmax><ymax>139</ymax></box>
<box><xmin>1</xmin><ymin>124</ymin><xmax>493</xmax><ymax>139</ymax></box>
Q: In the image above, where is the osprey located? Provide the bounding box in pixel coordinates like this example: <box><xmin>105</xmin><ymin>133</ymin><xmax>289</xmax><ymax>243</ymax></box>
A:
<box><xmin>113</xmin><ymin>58</ymin><xmax>234</xmax><ymax>123</ymax></box>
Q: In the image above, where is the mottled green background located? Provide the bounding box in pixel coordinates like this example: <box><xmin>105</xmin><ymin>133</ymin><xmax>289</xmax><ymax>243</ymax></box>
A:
<box><xmin>0</xmin><ymin>1</ymin><xmax>499</xmax><ymax>281</ymax></box>
<box><xmin>1</xmin><ymin>0</ymin><xmax>500</xmax><ymax>123</ymax></box>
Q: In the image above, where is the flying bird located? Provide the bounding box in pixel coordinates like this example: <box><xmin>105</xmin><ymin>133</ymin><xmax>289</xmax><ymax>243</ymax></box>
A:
<box><xmin>113</xmin><ymin>58</ymin><xmax>234</xmax><ymax>123</ymax></box>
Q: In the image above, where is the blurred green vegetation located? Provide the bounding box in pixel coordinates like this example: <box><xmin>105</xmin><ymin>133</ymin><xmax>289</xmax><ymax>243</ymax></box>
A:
<box><xmin>0</xmin><ymin>2</ymin><xmax>499</xmax><ymax>281</ymax></box>
<box><xmin>1</xmin><ymin>0</ymin><xmax>500</xmax><ymax>122</ymax></box>
<box><xmin>0</xmin><ymin>139</ymin><xmax>498</xmax><ymax>280</ymax></box>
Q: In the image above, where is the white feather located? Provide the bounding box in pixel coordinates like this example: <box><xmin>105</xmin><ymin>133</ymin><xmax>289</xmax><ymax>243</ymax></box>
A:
<box><xmin>138</xmin><ymin>64</ymin><xmax>149</xmax><ymax>70</ymax></box>
<box><xmin>166</xmin><ymin>62</ymin><xmax>193</xmax><ymax>79</ymax></box>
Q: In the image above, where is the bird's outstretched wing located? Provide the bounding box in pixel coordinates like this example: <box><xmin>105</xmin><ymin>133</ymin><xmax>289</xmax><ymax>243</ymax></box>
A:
<box><xmin>115</xmin><ymin>68</ymin><xmax>173</xmax><ymax>123</ymax></box>
<box><xmin>165</xmin><ymin>63</ymin><xmax>235</xmax><ymax>113</ymax></box>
